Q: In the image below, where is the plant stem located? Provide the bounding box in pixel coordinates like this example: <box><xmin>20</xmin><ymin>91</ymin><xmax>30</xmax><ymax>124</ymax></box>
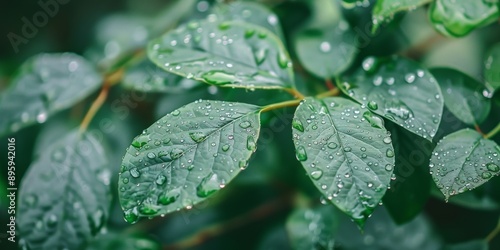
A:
<box><xmin>261</xmin><ymin>99</ymin><xmax>302</xmax><ymax>112</ymax></box>
<box><xmin>79</xmin><ymin>69</ymin><xmax>124</xmax><ymax>133</ymax></box>
<box><xmin>315</xmin><ymin>87</ymin><xmax>339</xmax><ymax>99</ymax></box>
<box><xmin>325</xmin><ymin>78</ymin><xmax>334</xmax><ymax>90</ymax></box>
<box><xmin>284</xmin><ymin>88</ymin><xmax>305</xmax><ymax>99</ymax></box>
<box><xmin>485</xmin><ymin>122</ymin><xmax>500</xmax><ymax>139</ymax></box>
<box><xmin>486</xmin><ymin>216</ymin><xmax>500</xmax><ymax>242</ymax></box>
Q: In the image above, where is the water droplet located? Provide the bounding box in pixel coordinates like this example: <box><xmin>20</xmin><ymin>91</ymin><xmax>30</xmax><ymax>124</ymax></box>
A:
<box><xmin>292</xmin><ymin>119</ymin><xmax>304</xmax><ymax>132</ymax></box>
<box><xmin>155</xmin><ymin>175</ymin><xmax>167</xmax><ymax>185</ymax></box>
<box><xmin>222</xmin><ymin>144</ymin><xmax>230</xmax><ymax>152</ymax></box>
<box><xmin>129</xmin><ymin>168</ymin><xmax>140</xmax><ymax>178</ymax></box>
<box><xmin>277</xmin><ymin>52</ymin><xmax>291</xmax><ymax>68</ymax></box>
<box><xmin>51</xmin><ymin>147</ymin><xmax>66</xmax><ymax>163</ymax></box>
<box><xmin>386</xmin><ymin>149</ymin><xmax>394</xmax><ymax>157</ymax></box>
<box><xmin>404</xmin><ymin>73</ymin><xmax>416</xmax><ymax>83</ymax></box>
<box><xmin>239</xmin><ymin>121</ymin><xmax>251</xmax><ymax>128</ymax></box>
<box><xmin>122</xmin><ymin>177</ymin><xmax>129</xmax><ymax>184</ymax></box>
<box><xmin>124</xmin><ymin>207</ymin><xmax>139</xmax><ymax>224</ymax></box>
<box><xmin>363</xmin><ymin>111</ymin><xmax>384</xmax><ymax>129</ymax></box>
<box><xmin>327</xmin><ymin>142</ymin><xmax>338</xmax><ymax>149</ymax></box>
<box><xmin>373</xmin><ymin>76</ymin><xmax>383</xmax><ymax>86</ymax></box>
<box><xmin>320</xmin><ymin>41</ymin><xmax>331</xmax><ymax>52</ymax></box>
<box><xmin>218</xmin><ymin>22</ymin><xmax>230</xmax><ymax>30</ymax></box>
<box><xmin>147</xmin><ymin>152</ymin><xmax>156</xmax><ymax>159</ymax></box>
<box><xmin>362</xmin><ymin>56</ymin><xmax>377</xmax><ymax>73</ymax></box>
<box><xmin>245</xmin><ymin>29</ymin><xmax>255</xmax><ymax>38</ymax></box>
<box><xmin>296</xmin><ymin>146</ymin><xmax>308</xmax><ymax>161</ymax></box>
<box><xmin>245</xmin><ymin>136</ymin><xmax>257</xmax><ymax>151</ymax></box>
<box><xmin>482</xmin><ymin>172</ymin><xmax>492</xmax><ymax>179</ymax></box>
<box><xmin>158</xmin><ymin>189</ymin><xmax>180</xmax><ymax>205</ymax></box>
<box><xmin>385</xmin><ymin>164</ymin><xmax>393</xmax><ymax>171</ymax></box>
<box><xmin>170</xmin><ymin>148</ymin><xmax>184</xmax><ymax>159</ymax></box>
<box><xmin>383</xmin><ymin>137</ymin><xmax>392</xmax><ymax>144</ymax></box>
<box><xmin>487</xmin><ymin>163</ymin><xmax>499</xmax><ymax>172</ymax></box>
<box><xmin>239</xmin><ymin>160</ymin><xmax>248</xmax><ymax>170</ymax></box>
<box><xmin>311</xmin><ymin>170</ymin><xmax>323</xmax><ymax>180</ymax></box>
<box><xmin>258</xmin><ymin>32</ymin><xmax>267</xmax><ymax>39</ymax></box>
<box><xmin>139</xmin><ymin>205</ymin><xmax>158</xmax><ymax>215</ymax></box>
<box><xmin>202</xmin><ymin>71</ymin><xmax>238</xmax><ymax>85</ymax></box>
<box><xmin>189</xmin><ymin>132</ymin><xmax>207</xmax><ymax>143</ymax></box>
<box><xmin>24</xmin><ymin>194</ymin><xmax>37</xmax><ymax>206</ymax></box>
<box><xmin>384</xmin><ymin>100</ymin><xmax>414</xmax><ymax>120</ymax></box>
<box><xmin>44</xmin><ymin>214</ymin><xmax>58</xmax><ymax>228</ymax></box>
<box><xmin>197</xmin><ymin>173</ymin><xmax>221</xmax><ymax>198</ymax></box>
<box><xmin>344</xmin><ymin>147</ymin><xmax>352</xmax><ymax>152</ymax></box>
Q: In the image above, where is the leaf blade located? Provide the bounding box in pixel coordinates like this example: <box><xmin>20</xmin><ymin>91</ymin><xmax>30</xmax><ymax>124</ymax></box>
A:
<box><xmin>147</xmin><ymin>19</ymin><xmax>294</xmax><ymax>89</ymax></box>
<box><xmin>18</xmin><ymin>130</ymin><xmax>111</xmax><ymax>250</ymax></box>
<box><xmin>119</xmin><ymin>100</ymin><xmax>261</xmax><ymax>221</ymax></box>
<box><xmin>292</xmin><ymin>97</ymin><xmax>395</xmax><ymax>226</ymax></box>
<box><xmin>0</xmin><ymin>53</ymin><xmax>102</xmax><ymax>136</ymax></box>
<box><xmin>430</xmin><ymin>129</ymin><xmax>500</xmax><ymax>199</ymax></box>
<box><xmin>339</xmin><ymin>56</ymin><xmax>444</xmax><ymax>141</ymax></box>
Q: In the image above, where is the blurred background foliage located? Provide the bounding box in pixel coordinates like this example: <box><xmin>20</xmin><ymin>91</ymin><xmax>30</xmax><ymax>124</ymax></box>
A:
<box><xmin>1</xmin><ymin>0</ymin><xmax>500</xmax><ymax>249</ymax></box>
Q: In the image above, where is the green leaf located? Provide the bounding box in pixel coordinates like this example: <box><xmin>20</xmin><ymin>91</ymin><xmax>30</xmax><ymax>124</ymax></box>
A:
<box><xmin>294</xmin><ymin>21</ymin><xmax>357</xmax><ymax>79</ymax></box>
<box><xmin>18</xmin><ymin>130</ymin><xmax>111</xmax><ymax>250</ymax></box>
<box><xmin>485</xmin><ymin>43</ymin><xmax>500</xmax><ymax>91</ymax></box>
<box><xmin>339</xmin><ymin>56</ymin><xmax>444</xmax><ymax>141</ymax></box>
<box><xmin>372</xmin><ymin>0</ymin><xmax>431</xmax><ymax>32</ymax></box>
<box><xmin>122</xmin><ymin>58</ymin><xmax>200</xmax><ymax>93</ymax></box>
<box><xmin>147</xmin><ymin>19</ymin><xmax>294</xmax><ymax>89</ymax></box>
<box><xmin>86</xmin><ymin>232</ymin><xmax>161</xmax><ymax>250</ymax></box>
<box><xmin>430</xmin><ymin>128</ymin><xmax>500</xmax><ymax>200</ymax></box>
<box><xmin>429</xmin><ymin>0</ymin><xmax>500</xmax><ymax>37</ymax></box>
<box><xmin>443</xmin><ymin>240</ymin><xmax>488</xmax><ymax>250</ymax></box>
<box><xmin>0</xmin><ymin>53</ymin><xmax>102</xmax><ymax>137</ymax></box>
<box><xmin>211</xmin><ymin>1</ymin><xmax>285</xmax><ymax>40</ymax></box>
<box><xmin>285</xmin><ymin>206</ymin><xmax>338</xmax><ymax>249</ymax></box>
<box><xmin>119</xmin><ymin>100</ymin><xmax>262</xmax><ymax>222</ymax></box>
<box><xmin>430</xmin><ymin>185</ymin><xmax>500</xmax><ymax>210</ymax></box>
<box><xmin>292</xmin><ymin>97</ymin><xmax>395</xmax><ymax>227</ymax></box>
<box><xmin>431</xmin><ymin>68</ymin><xmax>492</xmax><ymax>126</ymax></box>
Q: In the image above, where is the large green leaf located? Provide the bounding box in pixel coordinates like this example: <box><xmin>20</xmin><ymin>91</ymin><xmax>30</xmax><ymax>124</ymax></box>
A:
<box><xmin>294</xmin><ymin>20</ymin><xmax>357</xmax><ymax>79</ymax></box>
<box><xmin>430</xmin><ymin>129</ymin><xmax>500</xmax><ymax>200</ymax></box>
<box><xmin>485</xmin><ymin>43</ymin><xmax>500</xmax><ymax>91</ymax></box>
<box><xmin>211</xmin><ymin>1</ymin><xmax>285</xmax><ymax>40</ymax></box>
<box><xmin>429</xmin><ymin>0</ymin><xmax>500</xmax><ymax>37</ymax></box>
<box><xmin>147</xmin><ymin>19</ymin><xmax>294</xmax><ymax>89</ymax></box>
<box><xmin>122</xmin><ymin>58</ymin><xmax>200</xmax><ymax>93</ymax></box>
<box><xmin>372</xmin><ymin>0</ymin><xmax>431</xmax><ymax>32</ymax></box>
<box><xmin>285</xmin><ymin>206</ymin><xmax>339</xmax><ymax>249</ymax></box>
<box><xmin>18</xmin><ymin>130</ymin><xmax>111</xmax><ymax>250</ymax></box>
<box><xmin>431</xmin><ymin>68</ymin><xmax>491</xmax><ymax>126</ymax></box>
<box><xmin>119</xmin><ymin>100</ymin><xmax>262</xmax><ymax>222</ymax></box>
<box><xmin>0</xmin><ymin>53</ymin><xmax>102</xmax><ymax>137</ymax></box>
<box><xmin>292</xmin><ymin>97</ymin><xmax>395</xmax><ymax>226</ymax></box>
<box><xmin>339</xmin><ymin>56</ymin><xmax>444</xmax><ymax>141</ymax></box>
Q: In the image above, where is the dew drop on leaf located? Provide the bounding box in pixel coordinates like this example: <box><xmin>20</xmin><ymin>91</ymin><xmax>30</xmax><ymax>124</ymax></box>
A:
<box><xmin>487</xmin><ymin>163</ymin><xmax>499</xmax><ymax>172</ymax></box>
<box><xmin>327</xmin><ymin>142</ymin><xmax>338</xmax><ymax>149</ymax></box>
<box><xmin>310</xmin><ymin>170</ymin><xmax>323</xmax><ymax>180</ymax></box>
<box><xmin>222</xmin><ymin>144</ymin><xmax>230</xmax><ymax>152</ymax></box>
<box><xmin>171</xmin><ymin>110</ymin><xmax>180</xmax><ymax>116</ymax></box>
<box><xmin>189</xmin><ymin>132</ymin><xmax>207</xmax><ymax>143</ymax></box>
<box><xmin>367</xmin><ymin>101</ymin><xmax>378</xmax><ymax>110</ymax></box>
<box><xmin>386</xmin><ymin>149</ymin><xmax>395</xmax><ymax>158</ymax></box>
<box><xmin>139</xmin><ymin>205</ymin><xmax>158</xmax><ymax>215</ymax></box>
<box><xmin>158</xmin><ymin>189</ymin><xmax>180</xmax><ymax>205</ymax></box>
<box><xmin>155</xmin><ymin>175</ymin><xmax>167</xmax><ymax>185</ymax></box>
<box><xmin>247</xmin><ymin>136</ymin><xmax>256</xmax><ymax>151</ymax></box>
<box><xmin>129</xmin><ymin>168</ymin><xmax>141</xmax><ymax>178</ymax></box>
<box><xmin>170</xmin><ymin>148</ymin><xmax>184</xmax><ymax>159</ymax></box>
<box><xmin>124</xmin><ymin>207</ymin><xmax>139</xmax><ymax>224</ymax></box>
<box><xmin>292</xmin><ymin>119</ymin><xmax>305</xmax><ymax>132</ymax></box>
<box><xmin>239</xmin><ymin>121</ymin><xmax>251</xmax><ymax>128</ymax></box>
<box><xmin>296</xmin><ymin>146</ymin><xmax>308</xmax><ymax>161</ymax></box>
<box><xmin>482</xmin><ymin>172</ymin><xmax>492</xmax><ymax>179</ymax></box>
<box><xmin>147</xmin><ymin>152</ymin><xmax>156</xmax><ymax>159</ymax></box>
<box><xmin>196</xmin><ymin>173</ymin><xmax>220</xmax><ymax>198</ymax></box>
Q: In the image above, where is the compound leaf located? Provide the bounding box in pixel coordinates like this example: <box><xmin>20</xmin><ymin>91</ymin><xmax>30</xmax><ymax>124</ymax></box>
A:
<box><xmin>429</xmin><ymin>0</ymin><xmax>500</xmax><ymax>37</ymax></box>
<box><xmin>148</xmin><ymin>19</ymin><xmax>294</xmax><ymax>90</ymax></box>
<box><xmin>18</xmin><ymin>130</ymin><xmax>111</xmax><ymax>250</ymax></box>
<box><xmin>0</xmin><ymin>53</ymin><xmax>102</xmax><ymax>136</ymax></box>
<box><xmin>292</xmin><ymin>97</ymin><xmax>395</xmax><ymax>227</ymax></box>
<box><xmin>430</xmin><ymin>129</ymin><xmax>500</xmax><ymax>200</ymax></box>
<box><xmin>339</xmin><ymin>56</ymin><xmax>444</xmax><ymax>141</ymax></box>
<box><xmin>119</xmin><ymin>100</ymin><xmax>261</xmax><ymax>222</ymax></box>
<box><xmin>431</xmin><ymin>68</ymin><xmax>491</xmax><ymax>126</ymax></box>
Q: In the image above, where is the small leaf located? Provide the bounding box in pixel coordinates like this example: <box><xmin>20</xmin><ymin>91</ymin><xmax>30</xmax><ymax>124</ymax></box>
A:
<box><xmin>372</xmin><ymin>0</ymin><xmax>431</xmax><ymax>32</ymax></box>
<box><xmin>119</xmin><ymin>100</ymin><xmax>261</xmax><ymax>221</ymax></box>
<box><xmin>431</xmin><ymin>68</ymin><xmax>491</xmax><ymax>126</ymax></box>
<box><xmin>294</xmin><ymin>20</ymin><xmax>357</xmax><ymax>78</ymax></box>
<box><xmin>485</xmin><ymin>43</ymin><xmax>500</xmax><ymax>91</ymax></box>
<box><xmin>285</xmin><ymin>206</ymin><xmax>338</xmax><ymax>249</ymax></box>
<box><xmin>122</xmin><ymin>58</ymin><xmax>200</xmax><ymax>93</ymax></box>
<box><xmin>429</xmin><ymin>0</ymin><xmax>500</xmax><ymax>37</ymax></box>
<box><xmin>211</xmin><ymin>1</ymin><xmax>285</xmax><ymax>40</ymax></box>
<box><xmin>430</xmin><ymin>129</ymin><xmax>500</xmax><ymax>200</ymax></box>
<box><xmin>292</xmin><ymin>97</ymin><xmax>395</xmax><ymax>227</ymax></box>
<box><xmin>147</xmin><ymin>19</ymin><xmax>294</xmax><ymax>89</ymax></box>
<box><xmin>18</xmin><ymin>130</ymin><xmax>111</xmax><ymax>250</ymax></box>
<box><xmin>339</xmin><ymin>56</ymin><xmax>444</xmax><ymax>141</ymax></box>
<box><xmin>0</xmin><ymin>53</ymin><xmax>102</xmax><ymax>136</ymax></box>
